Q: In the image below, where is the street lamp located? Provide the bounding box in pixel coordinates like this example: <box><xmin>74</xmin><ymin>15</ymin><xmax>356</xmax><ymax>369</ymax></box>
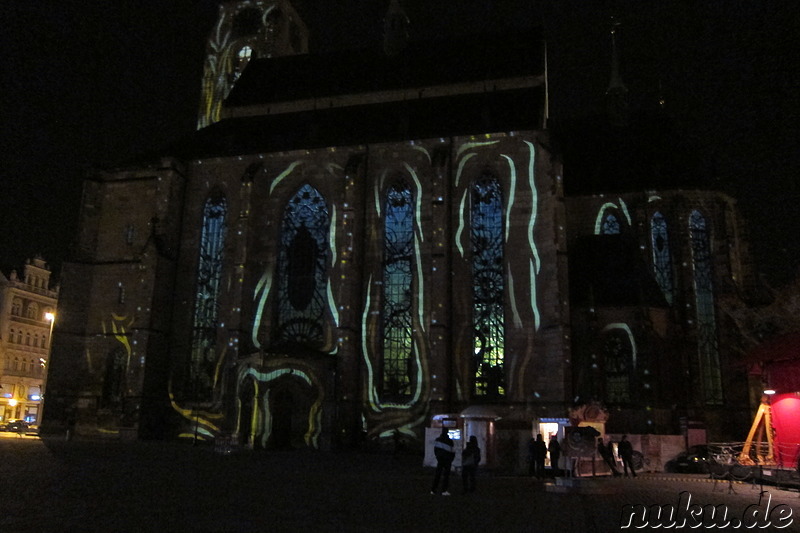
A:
<box><xmin>45</xmin><ymin>312</ymin><xmax>55</xmax><ymax>343</ymax></box>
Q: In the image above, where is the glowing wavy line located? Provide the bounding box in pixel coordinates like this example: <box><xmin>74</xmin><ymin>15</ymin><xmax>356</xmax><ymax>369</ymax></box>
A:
<box><xmin>411</xmin><ymin>144</ymin><xmax>431</xmax><ymax>163</ymax></box>
<box><xmin>455</xmin><ymin>190</ymin><xmax>468</xmax><ymax>257</ymax></box>
<box><xmin>405</xmin><ymin>163</ymin><xmax>424</xmax><ymax>243</ymax></box>
<box><xmin>329</xmin><ymin>204</ymin><xmax>337</xmax><ymax>268</ymax></box>
<box><xmin>327</xmin><ymin>281</ymin><xmax>339</xmax><ymax>329</ymax></box>
<box><xmin>455</xmin><ymin>152</ymin><xmax>476</xmax><ymax>188</ymax></box>
<box><xmin>361</xmin><ymin>276</ymin><xmax>381</xmax><ymax>412</ymax></box>
<box><xmin>524</xmin><ymin>141</ymin><xmax>541</xmax><ymax>275</ymax></box>
<box><xmin>456</xmin><ymin>140</ymin><xmax>498</xmax><ymax>162</ymax></box>
<box><xmin>602</xmin><ymin>323</ymin><xmax>637</xmax><ymax>369</ymax></box>
<box><xmin>529</xmin><ymin>259</ymin><xmax>541</xmax><ymax>330</ymax></box>
<box><xmin>415</xmin><ymin>235</ymin><xmax>425</xmax><ymax>334</ymax></box>
<box><xmin>619</xmin><ymin>198</ymin><xmax>632</xmax><ymax>225</ymax></box>
<box><xmin>501</xmin><ymin>154</ymin><xmax>516</xmax><ymax>242</ymax></box>
<box><xmin>507</xmin><ymin>268</ymin><xmax>523</xmax><ymax>328</ymax></box>
<box><xmin>269</xmin><ymin>161</ymin><xmax>303</xmax><ymax>195</ymax></box>
<box><xmin>594</xmin><ymin>202</ymin><xmax>619</xmax><ymax>234</ymax></box>
<box><xmin>251</xmin><ymin>270</ymin><xmax>273</xmax><ymax>348</ymax></box>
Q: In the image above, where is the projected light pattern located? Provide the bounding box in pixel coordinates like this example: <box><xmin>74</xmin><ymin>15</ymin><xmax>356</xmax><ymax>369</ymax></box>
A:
<box><xmin>190</xmin><ymin>193</ymin><xmax>227</xmax><ymax>399</ymax></box>
<box><xmin>601</xmin><ymin>213</ymin><xmax>620</xmax><ymax>234</ymax></box>
<box><xmin>381</xmin><ymin>182</ymin><xmax>415</xmax><ymax>400</ymax></box>
<box><xmin>650</xmin><ymin>211</ymin><xmax>674</xmax><ymax>304</ymax></box>
<box><xmin>471</xmin><ymin>176</ymin><xmax>505</xmax><ymax>397</ymax></box>
<box><xmin>275</xmin><ymin>185</ymin><xmax>329</xmax><ymax>348</ymax></box>
<box><xmin>197</xmin><ymin>3</ymin><xmax>276</xmax><ymax>129</ymax></box>
<box><xmin>689</xmin><ymin>210</ymin><xmax>723</xmax><ymax>404</ymax></box>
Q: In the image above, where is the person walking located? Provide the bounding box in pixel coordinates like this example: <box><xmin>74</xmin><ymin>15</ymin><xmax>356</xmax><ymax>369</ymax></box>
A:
<box><xmin>531</xmin><ymin>433</ymin><xmax>548</xmax><ymax>478</ymax></box>
<box><xmin>430</xmin><ymin>427</ymin><xmax>456</xmax><ymax>495</ymax></box>
<box><xmin>461</xmin><ymin>436</ymin><xmax>481</xmax><ymax>494</ymax></box>
<box><xmin>618</xmin><ymin>434</ymin><xmax>637</xmax><ymax>477</ymax></box>
<box><xmin>548</xmin><ymin>435</ymin><xmax>561</xmax><ymax>476</ymax></box>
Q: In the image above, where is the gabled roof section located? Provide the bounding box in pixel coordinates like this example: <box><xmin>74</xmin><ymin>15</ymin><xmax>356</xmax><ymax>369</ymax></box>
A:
<box><xmin>224</xmin><ymin>29</ymin><xmax>544</xmax><ymax>117</ymax></box>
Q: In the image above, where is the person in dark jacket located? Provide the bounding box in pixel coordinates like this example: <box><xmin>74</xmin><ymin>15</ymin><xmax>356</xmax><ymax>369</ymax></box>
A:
<box><xmin>617</xmin><ymin>434</ymin><xmax>637</xmax><ymax>477</ymax></box>
<box><xmin>461</xmin><ymin>435</ymin><xmax>481</xmax><ymax>494</ymax></box>
<box><xmin>597</xmin><ymin>437</ymin><xmax>621</xmax><ymax>477</ymax></box>
<box><xmin>548</xmin><ymin>435</ymin><xmax>561</xmax><ymax>476</ymax></box>
<box><xmin>530</xmin><ymin>434</ymin><xmax>548</xmax><ymax>478</ymax></box>
<box><xmin>431</xmin><ymin>427</ymin><xmax>456</xmax><ymax>495</ymax></box>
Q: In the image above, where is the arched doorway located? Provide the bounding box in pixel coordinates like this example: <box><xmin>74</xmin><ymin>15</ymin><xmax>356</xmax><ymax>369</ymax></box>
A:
<box><xmin>266</xmin><ymin>376</ymin><xmax>315</xmax><ymax>450</ymax></box>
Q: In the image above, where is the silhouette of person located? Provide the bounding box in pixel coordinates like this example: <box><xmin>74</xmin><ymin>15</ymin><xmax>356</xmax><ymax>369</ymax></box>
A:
<box><xmin>618</xmin><ymin>434</ymin><xmax>637</xmax><ymax>477</ymax></box>
<box><xmin>548</xmin><ymin>435</ymin><xmax>561</xmax><ymax>476</ymax></box>
<box><xmin>597</xmin><ymin>437</ymin><xmax>621</xmax><ymax>477</ymax></box>
<box><xmin>531</xmin><ymin>434</ymin><xmax>548</xmax><ymax>478</ymax></box>
<box><xmin>461</xmin><ymin>435</ymin><xmax>481</xmax><ymax>494</ymax></box>
<box><xmin>431</xmin><ymin>427</ymin><xmax>455</xmax><ymax>495</ymax></box>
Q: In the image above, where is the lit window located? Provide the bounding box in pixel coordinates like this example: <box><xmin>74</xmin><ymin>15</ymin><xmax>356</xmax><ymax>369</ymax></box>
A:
<box><xmin>471</xmin><ymin>175</ymin><xmax>505</xmax><ymax>397</ymax></box>
<box><xmin>690</xmin><ymin>210</ymin><xmax>722</xmax><ymax>404</ymax></box>
<box><xmin>190</xmin><ymin>192</ymin><xmax>227</xmax><ymax>399</ymax></box>
<box><xmin>381</xmin><ymin>181</ymin><xmax>415</xmax><ymax>400</ymax></box>
<box><xmin>651</xmin><ymin>212</ymin><xmax>674</xmax><ymax>304</ymax></box>
<box><xmin>275</xmin><ymin>184</ymin><xmax>329</xmax><ymax>348</ymax></box>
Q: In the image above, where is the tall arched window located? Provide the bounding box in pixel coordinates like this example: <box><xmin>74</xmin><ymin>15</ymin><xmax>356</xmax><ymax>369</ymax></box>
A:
<box><xmin>11</xmin><ymin>300</ymin><xmax>21</xmax><ymax>315</ymax></box>
<box><xmin>471</xmin><ymin>176</ymin><xmax>505</xmax><ymax>397</ymax></box>
<box><xmin>190</xmin><ymin>192</ymin><xmax>227</xmax><ymax>399</ymax></box>
<box><xmin>690</xmin><ymin>210</ymin><xmax>723</xmax><ymax>404</ymax></box>
<box><xmin>275</xmin><ymin>184</ymin><xmax>329</xmax><ymax>348</ymax></box>
<box><xmin>603</xmin><ymin>327</ymin><xmax>634</xmax><ymax>404</ymax></box>
<box><xmin>381</xmin><ymin>181</ymin><xmax>415</xmax><ymax>400</ymax></box>
<box><xmin>651</xmin><ymin>211</ymin><xmax>674</xmax><ymax>304</ymax></box>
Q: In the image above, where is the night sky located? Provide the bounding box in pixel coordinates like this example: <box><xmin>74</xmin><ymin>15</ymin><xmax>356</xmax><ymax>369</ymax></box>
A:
<box><xmin>2</xmin><ymin>1</ymin><xmax>797</xmax><ymax>284</ymax></box>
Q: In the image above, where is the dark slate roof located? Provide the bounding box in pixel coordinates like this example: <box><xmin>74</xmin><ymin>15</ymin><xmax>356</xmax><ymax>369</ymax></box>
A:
<box><xmin>226</xmin><ymin>29</ymin><xmax>544</xmax><ymax>107</ymax></box>
<box><xmin>165</xmin><ymin>86</ymin><xmax>544</xmax><ymax>160</ymax></box>
<box><xmin>569</xmin><ymin>234</ymin><xmax>668</xmax><ymax>308</ymax></box>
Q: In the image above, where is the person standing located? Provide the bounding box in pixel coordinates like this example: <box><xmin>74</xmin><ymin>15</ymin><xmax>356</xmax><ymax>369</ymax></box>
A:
<box><xmin>461</xmin><ymin>435</ymin><xmax>481</xmax><ymax>494</ymax></box>
<box><xmin>531</xmin><ymin>433</ymin><xmax>548</xmax><ymax>478</ymax></box>
<box><xmin>431</xmin><ymin>427</ymin><xmax>455</xmax><ymax>495</ymax></box>
<box><xmin>597</xmin><ymin>437</ymin><xmax>621</xmax><ymax>477</ymax></box>
<box><xmin>618</xmin><ymin>434</ymin><xmax>637</xmax><ymax>477</ymax></box>
<box><xmin>548</xmin><ymin>435</ymin><xmax>561</xmax><ymax>476</ymax></box>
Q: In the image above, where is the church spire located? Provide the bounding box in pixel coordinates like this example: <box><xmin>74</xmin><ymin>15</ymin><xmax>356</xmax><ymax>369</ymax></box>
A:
<box><xmin>605</xmin><ymin>16</ymin><xmax>629</xmax><ymax>127</ymax></box>
<box><xmin>383</xmin><ymin>0</ymin><xmax>410</xmax><ymax>56</ymax></box>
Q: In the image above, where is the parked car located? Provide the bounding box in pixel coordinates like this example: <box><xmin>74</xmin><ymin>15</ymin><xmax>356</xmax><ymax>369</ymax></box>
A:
<box><xmin>666</xmin><ymin>445</ymin><xmax>710</xmax><ymax>473</ymax></box>
<box><xmin>2</xmin><ymin>420</ymin><xmax>30</xmax><ymax>433</ymax></box>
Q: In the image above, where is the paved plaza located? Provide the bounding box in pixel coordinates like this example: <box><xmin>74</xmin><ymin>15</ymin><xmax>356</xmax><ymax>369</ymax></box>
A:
<box><xmin>1</xmin><ymin>435</ymin><xmax>799</xmax><ymax>532</ymax></box>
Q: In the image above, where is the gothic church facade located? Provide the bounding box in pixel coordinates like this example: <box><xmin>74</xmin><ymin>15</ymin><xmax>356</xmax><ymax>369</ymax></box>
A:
<box><xmin>43</xmin><ymin>1</ymin><xmax>756</xmax><ymax>451</ymax></box>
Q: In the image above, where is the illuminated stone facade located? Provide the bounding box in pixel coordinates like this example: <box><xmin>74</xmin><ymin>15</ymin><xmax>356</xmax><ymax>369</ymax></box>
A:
<box><xmin>0</xmin><ymin>257</ymin><xmax>57</xmax><ymax>426</ymax></box>
<box><xmin>43</xmin><ymin>4</ymin><xmax>757</xmax><ymax>451</ymax></box>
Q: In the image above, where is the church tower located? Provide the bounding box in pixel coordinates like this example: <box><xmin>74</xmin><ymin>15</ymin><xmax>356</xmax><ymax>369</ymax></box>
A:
<box><xmin>197</xmin><ymin>0</ymin><xmax>309</xmax><ymax>129</ymax></box>
<box><xmin>605</xmin><ymin>16</ymin><xmax>629</xmax><ymax>127</ymax></box>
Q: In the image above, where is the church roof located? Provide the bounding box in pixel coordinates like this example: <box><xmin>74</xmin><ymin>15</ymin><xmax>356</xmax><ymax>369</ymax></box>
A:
<box><xmin>225</xmin><ymin>29</ymin><xmax>544</xmax><ymax>109</ymax></box>
<box><xmin>151</xmin><ymin>30</ymin><xmax>546</xmax><ymax>160</ymax></box>
<box><xmin>168</xmin><ymin>87</ymin><xmax>544</xmax><ymax>159</ymax></box>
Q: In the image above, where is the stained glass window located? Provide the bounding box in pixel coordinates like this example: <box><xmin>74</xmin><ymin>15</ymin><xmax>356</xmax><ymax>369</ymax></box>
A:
<box><xmin>603</xmin><ymin>330</ymin><xmax>632</xmax><ymax>404</ymax></box>
<box><xmin>651</xmin><ymin>212</ymin><xmax>674</xmax><ymax>304</ymax></box>
<box><xmin>690</xmin><ymin>210</ymin><xmax>723</xmax><ymax>404</ymax></box>
<box><xmin>601</xmin><ymin>213</ymin><xmax>621</xmax><ymax>235</ymax></box>
<box><xmin>275</xmin><ymin>184</ymin><xmax>329</xmax><ymax>348</ymax></box>
<box><xmin>190</xmin><ymin>193</ymin><xmax>227</xmax><ymax>398</ymax></box>
<box><xmin>471</xmin><ymin>176</ymin><xmax>505</xmax><ymax>397</ymax></box>
<box><xmin>381</xmin><ymin>182</ymin><xmax>415</xmax><ymax>399</ymax></box>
